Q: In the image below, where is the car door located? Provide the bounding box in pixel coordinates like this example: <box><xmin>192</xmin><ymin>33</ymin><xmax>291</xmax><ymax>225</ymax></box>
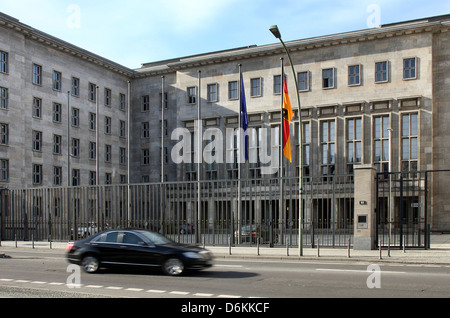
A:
<box><xmin>118</xmin><ymin>231</ymin><xmax>160</xmax><ymax>267</ymax></box>
<box><xmin>90</xmin><ymin>231</ymin><xmax>122</xmax><ymax>264</ymax></box>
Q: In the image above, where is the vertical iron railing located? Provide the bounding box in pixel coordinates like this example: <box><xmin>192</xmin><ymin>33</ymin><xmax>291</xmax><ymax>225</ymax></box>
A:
<box><xmin>1</xmin><ymin>175</ymin><xmax>355</xmax><ymax>247</ymax></box>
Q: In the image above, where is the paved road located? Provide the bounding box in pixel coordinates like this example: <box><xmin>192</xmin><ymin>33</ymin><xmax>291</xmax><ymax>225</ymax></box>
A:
<box><xmin>1</xmin><ymin>248</ymin><xmax>450</xmax><ymax>300</ymax></box>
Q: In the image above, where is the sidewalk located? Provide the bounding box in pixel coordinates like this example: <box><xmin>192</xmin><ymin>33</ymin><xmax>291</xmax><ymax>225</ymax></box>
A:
<box><xmin>1</xmin><ymin>234</ymin><xmax>450</xmax><ymax>265</ymax></box>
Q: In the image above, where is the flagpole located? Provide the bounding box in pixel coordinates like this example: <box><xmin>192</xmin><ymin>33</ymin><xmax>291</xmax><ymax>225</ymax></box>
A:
<box><xmin>197</xmin><ymin>70</ymin><xmax>202</xmax><ymax>244</ymax></box>
<box><xmin>161</xmin><ymin>76</ymin><xmax>165</xmax><ymax>183</ymax></box>
<box><xmin>279</xmin><ymin>58</ymin><xmax>284</xmax><ymax>248</ymax></box>
<box><xmin>238</xmin><ymin>64</ymin><xmax>242</xmax><ymax>245</ymax></box>
<box><xmin>270</xmin><ymin>25</ymin><xmax>304</xmax><ymax>256</ymax></box>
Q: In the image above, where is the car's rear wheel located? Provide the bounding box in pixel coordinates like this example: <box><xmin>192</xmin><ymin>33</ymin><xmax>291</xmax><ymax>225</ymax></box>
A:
<box><xmin>81</xmin><ymin>255</ymin><xmax>100</xmax><ymax>273</ymax></box>
<box><xmin>162</xmin><ymin>257</ymin><xmax>185</xmax><ymax>276</ymax></box>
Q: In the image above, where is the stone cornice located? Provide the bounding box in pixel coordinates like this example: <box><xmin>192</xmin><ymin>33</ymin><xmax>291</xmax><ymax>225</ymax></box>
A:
<box><xmin>0</xmin><ymin>12</ymin><xmax>135</xmax><ymax>78</ymax></box>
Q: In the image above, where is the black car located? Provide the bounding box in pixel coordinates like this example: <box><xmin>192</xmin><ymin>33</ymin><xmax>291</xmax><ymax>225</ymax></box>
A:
<box><xmin>66</xmin><ymin>229</ymin><xmax>213</xmax><ymax>276</ymax></box>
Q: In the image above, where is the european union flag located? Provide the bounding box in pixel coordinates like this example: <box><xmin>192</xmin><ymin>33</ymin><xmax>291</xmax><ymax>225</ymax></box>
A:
<box><xmin>240</xmin><ymin>71</ymin><xmax>249</xmax><ymax>162</ymax></box>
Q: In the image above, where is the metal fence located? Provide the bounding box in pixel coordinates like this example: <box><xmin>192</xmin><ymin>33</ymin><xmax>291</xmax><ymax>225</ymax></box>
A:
<box><xmin>0</xmin><ymin>175</ymin><xmax>355</xmax><ymax>248</ymax></box>
<box><xmin>375</xmin><ymin>170</ymin><xmax>450</xmax><ymax>249</ymax></box>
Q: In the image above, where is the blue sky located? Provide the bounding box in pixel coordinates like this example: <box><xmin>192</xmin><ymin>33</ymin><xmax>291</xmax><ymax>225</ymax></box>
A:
<box><xmin>1</xmin><ymin>0</ymin><xmax>449</xmax><ymax>69</ymax></box>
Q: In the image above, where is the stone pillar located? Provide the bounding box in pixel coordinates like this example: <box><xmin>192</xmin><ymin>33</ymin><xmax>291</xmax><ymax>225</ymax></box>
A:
<box><xmin>354</xmin><ymin>165</ymin><xmax>377</xmax><ymax>250</ymax></box>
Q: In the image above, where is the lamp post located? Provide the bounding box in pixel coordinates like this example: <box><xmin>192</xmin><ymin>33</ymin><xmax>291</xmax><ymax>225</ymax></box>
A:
<box><xmin>269</xmin><ymin>25</ymin><xmax>304</xmax><ymax>256</ymax></box>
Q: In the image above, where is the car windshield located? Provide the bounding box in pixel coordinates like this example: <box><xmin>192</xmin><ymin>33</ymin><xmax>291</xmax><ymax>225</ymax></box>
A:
<box><xmin>136</xmin><ymin>231</ymin><xmax>173</xmax><ymax>245</ymax></box>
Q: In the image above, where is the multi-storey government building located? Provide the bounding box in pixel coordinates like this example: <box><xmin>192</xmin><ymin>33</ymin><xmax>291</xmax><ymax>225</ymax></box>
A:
<box><xmin>1</xmin><ymin>12</ymin><xmax>449</xmax><ymax>245</ymax></box>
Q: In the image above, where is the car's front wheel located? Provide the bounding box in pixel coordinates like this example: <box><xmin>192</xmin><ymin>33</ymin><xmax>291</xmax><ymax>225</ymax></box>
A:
<box><xmin>81</xmin><ymin>255</ymin><xmax>100</xmax><ymax>273</ymax></box>
<box><xmin>162</xmin><ymin>257</ymin><xmax>185</xmax><ymax>276</ymax></box>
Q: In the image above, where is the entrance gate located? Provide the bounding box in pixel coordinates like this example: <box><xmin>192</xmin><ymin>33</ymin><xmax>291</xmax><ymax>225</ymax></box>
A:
<box><xmin>376</xmin><ymin>170</ymin><xmax>450</xmax><ymax>249</ymax></box>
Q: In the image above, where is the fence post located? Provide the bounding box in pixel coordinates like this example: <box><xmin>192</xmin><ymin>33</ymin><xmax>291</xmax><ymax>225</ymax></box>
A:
<box><xmin>348</xmin><ymin>238</ymin><xmax>351</xmax><ymax>258</ymax></box>
<box><xmin>354</xmin><ymin>165</ymin><xmax>377</xmax><ymax>250</ymax></box>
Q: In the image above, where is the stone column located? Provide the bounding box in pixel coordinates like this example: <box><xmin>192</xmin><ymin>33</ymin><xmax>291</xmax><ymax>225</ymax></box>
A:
<box><xmin>354</xmin><ymin>165</ymin><xmax>377</xmax><ymax>250</ymax></box>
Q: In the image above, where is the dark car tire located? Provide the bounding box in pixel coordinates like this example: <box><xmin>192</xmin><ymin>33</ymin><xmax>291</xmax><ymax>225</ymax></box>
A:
<box><xmin>81</xmin><ymin>255</ymin><xmax>100</xmax><ymax>274</ymax></box>
<box><xmin>162</xmin><ymin>257</ymin><xmax>185</xmax><ymax>276</ymax></box>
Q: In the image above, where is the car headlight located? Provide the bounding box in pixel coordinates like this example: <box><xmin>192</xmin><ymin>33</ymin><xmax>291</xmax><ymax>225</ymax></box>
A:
<box><xmin>183</xmin><ymin>252</ymin><xmax>203</xmax><ymax>259</ymax></box>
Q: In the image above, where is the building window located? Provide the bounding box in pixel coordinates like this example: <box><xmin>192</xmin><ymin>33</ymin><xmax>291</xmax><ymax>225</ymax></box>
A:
<box><xmin>250</xmin><ymin>78</ymin><xmax>262</xmax><ymax>97</ymax></box>
<box><xmin>207</xmin><ymin>83</ymin><xmax>218</xmax><ymax>102</ymax></box>
<box><xmin>105</xmin><ymin>144</ymin><xmax>112</xmax><ymax>163</ymax></box>
<box><xmin>120</xmin><ymin>120</ymin><xmax>126</xmax><ymax>138</ymax></box>
<box><xmin>374</xmin><ymin>115</ymin><xmax>390</xmax><ymax>173</ymax></box>
<box><xmin>228</xmin><ymin>81</ymin><xmax>238</xmax><ymax>100</ymax></box>
<box><xmin>142</xmin><ymin>148</ymin><xmax>150</xmax><ymax>165</ymax></box>
<box><xmin>142</xmin><ymin>122</ymin><xmax>150</xmax><ymax>138</ymax></box>
<box><xmin>401</xmin><ymin>113</ymin><xmax>418</xmax><ymax>172</ymax></box>
<box><xmin>89</xmin><ymin>142</ymin><xmax>96</xmax><ymax>160</ymax></box>
<box><xmin>71</xmin><ymin>77</ymin><xmax>80</xmax><ymax>96</ymax></box>
<box><xmin>120</xmin><ymin>93</ymin><xmax>126</xmax><ymax>111</ymax></box>
<box><xmin>273</xmin><ymin>75</ymin><xmax>282</xmax><ymax>95</ymax></box>
<box><xmin>72</xmin><ymin>169</ymin><xmax>80</xmax><ymax>186</ymax></box>
<box><xmin>53</xmin><ymin>134</ymin><xmax>62</xmax><ymax>155</ymax></box>
<box><xmin>160</xmin><ymin>120</ymin><xmax>168</xmax><ymax>137</ymax></box>
<box><xmin>403</xmin><ymin>58</ymin><xmax>417</xmax><ymax>80</ymax></box>
<box><xmin>105</xmin><ymin>173</ymin><xmax>112</xmax><ymax>185</ymax></box>
<box><xmin>89</xmin><ymin>171</ymin><xmax>96</xmax><ymax>186</ymax></box>
<box><xmin>33</xmin><ymin>164</ymin><xmax>43</xmax><ymax>185</ymax></box>
<box><xmin>33</xmin><ymin>97</ymin><xmax>42</xmax><ymax>118</ymax></box>
<box><xmin>347</xmin><ymin>117</ymin><xmax>362</xmax><ymax>173</ymax></box>
<box><xmin>141</xmin><ymin>95</ymin><xmax>150</xmax><ymax>111</ymax></box>
<box><xmin>54</xmin><ymin>166</ymin><xmax>62</xmax><ymax>186</ymax></box>
<box><xmin>159</xmin><ymin>92</ymin><xmax>168</xmax><ymax>110</ymax></box>
<box><xmin>33</xmin><ymin>131</ymin><xmax>42</xmax><ymax>152</ymax></box>
<box><xmin>0</xmin><ymin>159</ymin><xmax>8</xmax><ymax>181</ymax></box>
<box><xmin>88</xmin><ymin>83</ymin><xmax>97</xmax><ymax>102</ymax></box>
<box><xmin>53</xmin><ymin>103</ymin><xmax>62</xmax><ymax>123</ymax></box>
<box><xmin>187</xmin><ymin>87</ymin><xmax>197</xmax><ymax>104</ymax></box>
<box><xmin>1</xmin><ymin>51</ymin><xmax>8</xmax><ymax>74</ymax></box>
<box><xmin>0</xmin><ymin>123</ymin><xmax>8</xmax><ymax>145</ymax></box>
<box><xmin>298</xmin><ymin>72</ymin><xmax>309</xmax><ymax>92</ymax></box>
<box><xmin>321</xmin><ymin>120</ymin><xmax>336</xmax><ymax>175</ymax></box>
<box><xmin>120</xmin><ymin>147</ymin><xmax>126</xmax><ymax>165</ymax></box>
<box><xmin>71</xmin><ymin>138</ymin><xmax>80</xmax><ymax>157</ymax></box>
<box><xmin>32</xmin><ymin>64</ymin><xmax>42</xmax><ymax>85</ymax></box>
<box><xmin>348</xmin><ymin>65</ymin><xmax>361</xmax><ymax>86</ymax></box>
<box><xmin>71</xmin><ymin>108</ymin><xmax>80</xmax><ymax>127</ymax></box>
<box><xmin>375</xmin><ymin>61</ymin><xmax>388</xmax><ymax>83</ymax></box>
<box><xmin>0</xmin><ymin>87</ymin><xmax>7</xmax><ymax>109</ymax></box>
<box><xmin>322</xmin><ymin>68</ymin><xmax>335</xmax><ymax>89</ymax></box>
<box><xmin>303</xmin><ymin>122</ymin><xmax>311</xmax><ymax>177</ymax></box>
<box><xmin>105</xmin><ymin>116</ymin><xmax>112</xmax><ymax>135</ymax></box>
<box><xmin>53</xmin><ymin>71</ymin><xmax>62</xmax><ymax>91</ymax></box>
<box><xmin>105</xmin><ymin>88</ymin><xmax>111</xmax><ymax>106</ymax></box>
<box><xmin>89</xmin><ymin>113</ymin><xmax>96</xmax><ymax>130</ymax></box>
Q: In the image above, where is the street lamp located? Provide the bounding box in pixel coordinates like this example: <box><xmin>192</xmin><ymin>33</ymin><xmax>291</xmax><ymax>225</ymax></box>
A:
<box><xmin>269</xmin><ymin>25</ymin><xmax>304</xmax><ymax>256</ymax></box>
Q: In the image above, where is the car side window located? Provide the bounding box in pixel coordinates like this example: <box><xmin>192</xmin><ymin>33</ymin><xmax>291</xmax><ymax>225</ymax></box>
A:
<box><xmin>94</xmin><ymin>231</ymin><xmax>119</xmax><ymax>243</ymax></box>
<box><xmin>122</xmin><ymin>232</ymin><xmax>143</xmax><ymax>245</ymax></box>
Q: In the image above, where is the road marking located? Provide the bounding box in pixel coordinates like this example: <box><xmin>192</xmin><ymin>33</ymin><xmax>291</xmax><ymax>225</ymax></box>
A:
<box><xmin>0</xmin><ymin>277</ymin><xmax>254</xmax><ymax>298</ymax></box>
<box><xmin>170</xmin><ymin>291</ymin><xmax>190</xmax><ymax>295</ymax></box>
<box><xmin>126</xmin><ymin>288</ymin><xmax>144</xmax><ymax>292</ymax></box>
<box><xmin>316</xmin><ymin>269</ymin><xmax>406</xmax><ymax>274</ymax></box>
<box><xmin>218</xmin><ymin>294</ymin><xmax>241</xmax><ymax>298</ymax></box>
<box><xmin>194</xmin><ymin>293</ymin><xmax>214</xmax><ymax>297</ymax></box>
<box><xmin>14</xmin><ymin>280</ymin><xmax>30</xmax><ymax>283</ymax></box>
<box><xmin>147</xmin><ymin>289</ymin><xmax>166</xmax><ymax>294</ymax></box>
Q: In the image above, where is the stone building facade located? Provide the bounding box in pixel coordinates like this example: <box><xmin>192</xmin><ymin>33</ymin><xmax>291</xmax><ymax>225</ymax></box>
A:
<box><xmin>0</xmin><ymin>12</ymin><xmax>449</xmax><ymax>229</ymax></box>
